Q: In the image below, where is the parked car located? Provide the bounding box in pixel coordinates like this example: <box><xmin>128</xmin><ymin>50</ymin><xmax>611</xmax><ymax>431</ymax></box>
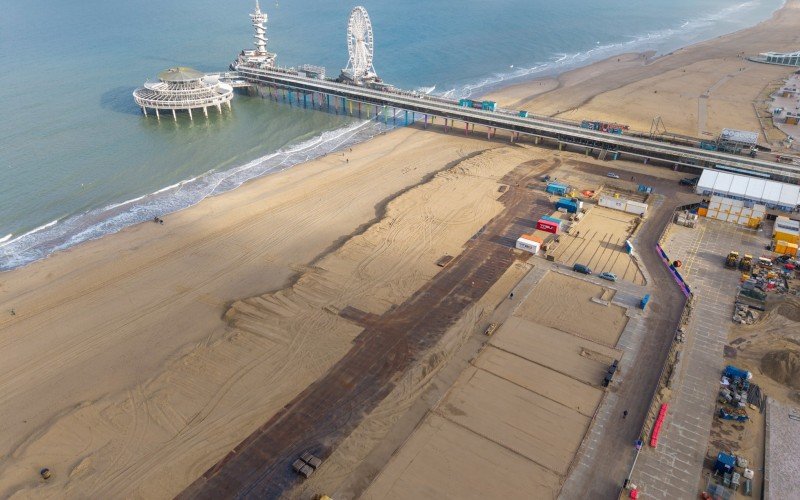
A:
<box><xmin>606</xmin><ymin>172</ymin><xmax>620</xmax><ymax>179</ymax></box>
<box><xmin>573</xmin><ymin>263</ymin><xmax>592</xmax><ymax>275</ymax></box>
<box><xmin>541</xmin><ymin>174</ymin><xmax>551</xmax><ymax>182</ymax></box>
<box><xmin>679</xmin><ymin>177</ymin><xmax>699</xmax><ymax>186</ymax></box>
<box><xmin>599</xmin><ymin>272</ymin><xmax>617</xmax><ymax>282</ymax></box>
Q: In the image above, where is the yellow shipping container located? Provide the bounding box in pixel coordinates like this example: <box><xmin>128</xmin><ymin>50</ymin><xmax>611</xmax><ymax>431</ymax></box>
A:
<box><xmin>774</xmin><ymin>230</ymin><xmax>800</xmax><ymax>244</ymax></box>
<box><xmin>786</xmin><ymin>243</ymin><xmax>798</xmax><ymax>257</ymax></box>
<box><xmin>775</xmin><ymin>240</ymin><xmax>788</xmax><ymax>254</ymax></box>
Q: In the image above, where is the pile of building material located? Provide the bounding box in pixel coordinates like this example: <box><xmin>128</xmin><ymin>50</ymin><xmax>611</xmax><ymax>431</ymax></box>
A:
<box><xmin>674</xmin><ymin>210</ymin><xmax>698</xmax><ymax>228</ymax></box>
<box><xmin>717</xmin><ymin>365</ymin><xmax>752</xmax><ymax>423</ymax></box>
<box><xmin>733</xmin><ymin>303</ymin><xmax>760</xmax><ymax>324</ymax></box>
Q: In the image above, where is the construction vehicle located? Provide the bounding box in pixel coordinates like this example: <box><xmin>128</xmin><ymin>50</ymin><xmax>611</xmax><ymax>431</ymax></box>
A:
<box><xmin>725</xmin><ymin>251</ymin><xmax>739</xmax><ymax>269</ymax></box>
<box><xmin>738</xmin><ymin>254</ymin><xmax>753</xmax><ymax>272</ymax></box>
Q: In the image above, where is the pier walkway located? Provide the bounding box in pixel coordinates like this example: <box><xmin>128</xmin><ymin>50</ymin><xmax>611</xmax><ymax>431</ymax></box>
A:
<box><xmin>232</xmin><ymin>66</ymin><xmax>800</xmax><ymax>183</ymax></box>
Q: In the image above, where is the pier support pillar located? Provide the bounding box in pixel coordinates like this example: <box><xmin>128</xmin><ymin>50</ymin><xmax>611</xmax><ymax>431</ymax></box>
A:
<box><xmin>327</xmin><ymin>94</ymin><xmax>331</xmax><ymax>111</ymax></box>
<box><xmin>142</xmin><ymin>106</ymin><xmax>147</xmax><ymax>116</ymax></box>
<box><xmin>465</xmin><ymin>122</ymin><xmax>469</xmax><ymax>135</ymax></box>
<box><xmin>155</xmin><ymin>108</ymin><xmax>160</xmax><ymax>120</ymax></box>
<box><xmin>585</xmin><ymin>148</ymin><xmax>590</xmax><ymax>156</ymax></box>
<box><xmin>203</xmin><ymin>107</ymin><xmax>208</xmax><ymax>118</ymax></box>
<box><xmin>217</xmin><ymin>103</ymin><xmax>222</xmax><ymax>113</ymax></box>
<box><xmin>172</xmin><ymin>109</ymin><xmax>177</xmax><ymax>122</ymax></box>
<box><xmin>534</xmin><ymin>136</ymin><xmax>540</xmax><ymax>145</ymax></box>
<box><xmin>558</xmin><ymin>142</ymin><xmax>564</xmax><ymax>151</ymax></box>
<box><xmin>412</xmin><ymin>112</ymin><xmax>415</xmax><ymax>124</ymax></box>
<box><xmin>342</xmin><ymin>97</ymin><xmax>346</xmax><ymax>112</ymax></box>
<box><xmin>303</xmin><ymin>93</ymin><xmax>307</xmax><ymax>108</ymax></box>
<box><xmin>424</xmin><ymin>114</ymin><xmax>427</xmax><ymax>129</ymax></box>
<box><xmin>358</xmin><ymin>101</ymin><xmax>362</xmax><ymax>117</ymax></box>
<box><xmin>188</xmin><ymin>108</ymin><xmax>193</xmax><ymax>120</ymax></box>
<box><xmin>393</xmin><ymin>108</ymin><xmax>396</xmax><ymax>124</ymax></box>
<box><xmin>226</xmin><ymin>100</ymin><xmax>232</xmax><ymax>110</ymax></box>
<box><xmin>643</xmin><ymin>158</ymin><xmax>649</xmax><ymax>164</ymax></box>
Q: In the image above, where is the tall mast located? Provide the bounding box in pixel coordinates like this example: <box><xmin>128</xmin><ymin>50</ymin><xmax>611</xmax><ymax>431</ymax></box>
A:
<box><xmin>250</xmin><ymin>0</ymin><xmax>268</xmax><ymax>54</ymax></box>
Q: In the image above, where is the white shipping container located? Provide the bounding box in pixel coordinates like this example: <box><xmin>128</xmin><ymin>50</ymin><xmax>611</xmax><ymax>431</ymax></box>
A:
<box><xmin>753</xmin><ymin>204</ymin><xmax>767</xmax><ymax>215</ymax></box>
<box><xmin>716</xmin><ymin>211</ymin><xmax>728</xmax><ymax>221</ymax></box>
<box><xmin>709</xmin><ymin>201</ymin><xmax>721</xmax><ymax>210</ymax></box>
<box><xmin>727</xmin><ymin>212</ymin><xmax>739</xmax><ymax>223</ymax></box>
<box><xmin>707</xmin><ymin>209</ymin><xmax>718</xmax><ymax>219</ymax></box>
<box><xmin>515</xmin><ymin>237</ymin><xmax>540</xmax><ymax>254</ymax></box>
<box><xmin>624</xmin><ymin>200</ymin><xmax>648</xmax><ymax>216</ymax></box>
<box><xmin>738</xmin><ymin>216</ymin><xmax>750</xmax><ymax>225</ymax></box>
<box><xmin>599</xmin><ymin>195</ymin><xmax>626</xmax><ymax>211</ymax></box>
<box><xmin>740</xmin><ymin>208</ymin><xmax>752</xmax><ymax>217</ymax></box>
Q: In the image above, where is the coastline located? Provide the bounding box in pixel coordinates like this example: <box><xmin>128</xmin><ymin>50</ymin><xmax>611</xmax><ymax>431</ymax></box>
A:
<box><xmin>2</xmin><ymin>0</ymin><xmax>800</xmax><ymax>497</ymax></box>
<box><xmin>0</xmin><ymin>0</ymin><xmax>790</xmax><ymax>273</ymax></box>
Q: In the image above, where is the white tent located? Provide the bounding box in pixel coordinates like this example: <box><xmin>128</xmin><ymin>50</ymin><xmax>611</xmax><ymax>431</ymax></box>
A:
<box><xmin>696</xmin><ymin>170</ymin><xmax>800</xmax><ymax>209</ymax></box>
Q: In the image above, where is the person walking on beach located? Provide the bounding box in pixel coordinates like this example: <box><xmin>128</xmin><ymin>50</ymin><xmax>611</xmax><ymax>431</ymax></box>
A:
<box><xmin>623</xmin><ymin>410</ymin><xmax>628</xmax><ymax>419</ymax></box>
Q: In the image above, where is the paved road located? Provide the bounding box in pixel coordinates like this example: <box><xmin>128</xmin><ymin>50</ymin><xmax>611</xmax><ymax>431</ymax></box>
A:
<box><xmin>179</xmin><ymin>163</ymin><xmax>555</xmax><ymax>498</ymax></box>
<box><xmin>559</xmin><ymin>167</ymin><xmax>696</xmax><ymax>498</ymax></box>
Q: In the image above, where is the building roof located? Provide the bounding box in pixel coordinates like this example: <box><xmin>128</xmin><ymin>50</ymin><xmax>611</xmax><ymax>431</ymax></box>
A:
<box><xmin>158</xmin><ymin>67</ymin><xmax>205</xmax><ymax>83</ymax></box>
<box><xmin>720</xmin><ymin>128</ymin><xmax>759</xmax><ymax>146</ymax></box>
<box><xmin>761</xmin><ymin>51</ymin><xmax>800</xmax><ymax>58</ymax></box>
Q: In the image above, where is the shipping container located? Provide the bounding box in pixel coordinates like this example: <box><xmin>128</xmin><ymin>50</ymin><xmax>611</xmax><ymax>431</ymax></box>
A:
<box><xmin>516</xmin><ymin>235</ymin><xmax>541</xmax><ymax>254</ymax></box>
<box><xmin>518</xmin><ymin>110</ymin><xmax>528</xmax><ymax>118</ymax></box>
<box><xmin>481</xmin><ymin>100</ymin><xmax>497</xmax><ymax>111</ymax></box>
<box><xmin>698</xmin><ymin>207</ymin><xmax>708</xmax><ymax>217</ymax></box>
<box><xmin>536</xmin><ymin>218</ymin><xmax>560</xmax><ymax>234</ymax></box>
<box><xmin>545</xmin><ymin>182</ymin><xmax>569</xmax><ymax>196</ymax></box>
<box><xmin>458</xmin><ymin>99</ymin><xmax>473</xmax><ymax>107</ymax></box>
<box><xmin>774</xmin><ymin>230</ymin><xmax>800</xmax><ymax>244</ymax></box>
<box><xmin>700</xmin><ymin>140</ymin><xmax>718</xmax><ymax>151</ymax></box>
<box><xmin>624</xmin><ymin>200</ymin><xmax>648</xmax><ymax>216</ymax></box>
<box><xmin>556</xmin><ymin>198</ymin><xmax>579</xmax><ymax>213</ymax></box>
<box><xmin>775</xmin><ymin>216</ymin><xmax>800</xmax><ymax>232</ymax></box>
<box><xmin>541</xmin><ymin>215</ymin><xmax>563</xmax><ymax>229</ymax></box>
<box><xmin>786</xmin><ymin>243</ymin><xmax>799</xmax><ymax>257</ymax></box>
<box><xmin>775</xmin><ymin>240</ymin><xmax>789</xmax><ymax>254</ymax></box>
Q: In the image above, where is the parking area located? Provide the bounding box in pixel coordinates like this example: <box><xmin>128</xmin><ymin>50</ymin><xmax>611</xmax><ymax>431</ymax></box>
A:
<box><xmin>632</xmin><ymin>218</ymin><xmax>771</xmax><ymax>498</ymax></box>
<box><xmin>551</xmin><ymin>207</ymin><xmax>646</xmax><ymax>285</ymax></box>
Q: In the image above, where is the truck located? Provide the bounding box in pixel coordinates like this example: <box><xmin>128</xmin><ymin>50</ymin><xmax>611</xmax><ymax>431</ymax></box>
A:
<box><xmin>725</xmin><ymin>251</ymin><xmax>739</xmax><ymax>269</ymax></box>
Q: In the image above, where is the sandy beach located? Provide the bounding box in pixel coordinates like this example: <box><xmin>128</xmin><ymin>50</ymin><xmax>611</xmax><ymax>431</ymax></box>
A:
<box><xmin>2</xmin><ymin>1</ymin><xmax>800</xmax><ymax>498</ymax></box>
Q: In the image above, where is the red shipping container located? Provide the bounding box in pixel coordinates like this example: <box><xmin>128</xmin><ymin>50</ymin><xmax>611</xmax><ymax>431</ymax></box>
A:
<box><xmin>536</xmin><ymin>219</ymin><xmax>559</xmax><ymax>234</ymax></box>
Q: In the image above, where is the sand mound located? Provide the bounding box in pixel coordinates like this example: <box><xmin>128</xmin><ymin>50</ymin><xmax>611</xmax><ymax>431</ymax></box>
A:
<box><xmin>775</xmin><ymin>298</ymin><xmax>800</xmax><ymax>323</ymax></box>
<box><xmin>761</xmin><ymin>350</ymin><xmax>800</xmax><ymax>389</ymax></box>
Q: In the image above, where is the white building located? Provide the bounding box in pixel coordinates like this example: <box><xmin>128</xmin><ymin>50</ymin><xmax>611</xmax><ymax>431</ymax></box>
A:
<box><xmin>756</xmin><ymin>51</ymin><xmax>800</xmax><ymax>67</ymax></box>
<box><xmin>696</xmin><ymin>170</ymin><xmax>800</xmax><ymax>212</ymax></box>
<box><xmin>133</xmin><ymin>67</ymin><xmax>234</xmax><ymax>121</ymax></box>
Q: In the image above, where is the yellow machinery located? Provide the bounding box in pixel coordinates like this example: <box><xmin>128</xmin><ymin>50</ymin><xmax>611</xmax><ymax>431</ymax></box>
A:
<box><xmin>725</xmin><ymin>251</ymin><xmax>739</xmax><ymax>269</ymax></box>
<box><xmin>739</xmin><ymin>254</ymin><xmax>753</xmax><ymax>272</ymax></box>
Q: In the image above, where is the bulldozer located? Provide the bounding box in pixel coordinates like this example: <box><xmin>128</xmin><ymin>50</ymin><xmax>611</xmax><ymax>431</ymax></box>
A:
<box><xmin>725</xmin><ymin>251</ymin><xmax>739</xmax><ymax>269</ymax></box>
<box><xmin>739</xmin><ymin>254</ymin><xmax>753</xmax><ymax>272</ymax></box>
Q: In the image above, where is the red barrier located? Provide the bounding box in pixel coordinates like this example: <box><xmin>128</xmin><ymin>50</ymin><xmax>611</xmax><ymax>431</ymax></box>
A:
<box><xmin>650</xmin><ymin>403</ymin><xmax>669</xmax><ymax>448</ymax></box>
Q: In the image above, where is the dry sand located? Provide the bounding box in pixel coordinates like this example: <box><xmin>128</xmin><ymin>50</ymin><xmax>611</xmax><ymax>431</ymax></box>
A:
<box><xmin>513</xmin><ymin>272</ymin><xmax>629</xmax><ymax>346</ymax></box>
<box><xmin>0</xmin><ymin>129</ymin><xmax>528</xmax><ymax>498</ymax></box>
<box><xmin>3</xmin><ymin>0</ymin><xmax>799</xmax><ymax>497</ymax></box>
<box><xmin>363</xmin><ymin>272</ymin><xmax>623</xmax><ymax>499</ymax></box>
<box><xmin>484</xmin><ymin>1</ymin><xmax>800</xmax><ymax>140</ymax></box>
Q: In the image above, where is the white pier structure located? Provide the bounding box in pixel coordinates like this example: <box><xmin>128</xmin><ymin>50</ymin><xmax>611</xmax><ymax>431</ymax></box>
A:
<box><xmin>233</xmin><ymin>0</ymin><xmax>277</xmax><ymax>70</ymax></box>
<box><xmin>133</xmin><ymin>67</ymin><xmax>234</xmax><ymax>120</ymax></box>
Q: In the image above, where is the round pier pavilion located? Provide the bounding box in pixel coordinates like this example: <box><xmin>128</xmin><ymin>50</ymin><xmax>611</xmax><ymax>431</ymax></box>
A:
<box><xmin>133</xmin><ymin>67</ymin><xmax>234</xmax><ymax>121</ymax></box>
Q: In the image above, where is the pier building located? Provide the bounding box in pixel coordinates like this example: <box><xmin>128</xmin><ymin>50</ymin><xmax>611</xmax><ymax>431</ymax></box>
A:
<box><xmin>750</xmin><ymin>50</ymin><xmax>800</xmax><ymax>67</ymax></box>
<box><xmin>133</xmin><ymin>67</ymin><xmax>233</xmax><ymax>120</ymax></box>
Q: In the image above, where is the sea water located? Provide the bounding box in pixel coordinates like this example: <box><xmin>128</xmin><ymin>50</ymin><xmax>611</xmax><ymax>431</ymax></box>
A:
<box><xmin>0</xmin><ymin>0</ymin><xmax>784</xmax><ymax>270</ymax></box>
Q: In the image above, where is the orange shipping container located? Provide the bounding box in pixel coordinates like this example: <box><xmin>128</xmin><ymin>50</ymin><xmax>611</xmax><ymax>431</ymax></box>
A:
<box><xmin>698</xmin><ymin>207</ymin><xmax>708</xmax><ymax>217</ymax></box>
<box><xmin>774</xmin><ymin>230</ymin><xmax>800</xmax><ymax>245</ymax></box>
<box><xmin>775</xmin><ymin>240</ymin><xmax>788</xmax><ymax>254</ymax></box>
<box><xmin>786</xmin><ymin>243</ymin><xmax>799</xmax><ymax>257</ymax></box>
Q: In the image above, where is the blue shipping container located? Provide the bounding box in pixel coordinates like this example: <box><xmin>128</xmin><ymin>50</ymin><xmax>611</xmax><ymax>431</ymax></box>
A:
<box><xmin>541</xmin><ymin>215</ymin><xmax>562</xmax><ymax>226</ymax></box>
<box><xmin>518</xmin><ymin>110</ymin><xmax>529</xmax><ymax>118</ymax></box>
<box><xmin>556</xmin><ymin>198</ymin><xmax>578</xmax><ymax>213</ymax></box>
<box><xmin>482</xmin><ymin>100</ymin><xmax>497</xmax><ymax>111</ymax></box>
<box><xmin>640</xmin><ymin>294</ymin><xmax>651</xmax><ymax>309</ymax></box>
<box><xmin>700</xmin><ymin>140</ymin><xmax>718</xmax><ymax>151</ymax></box>
<box><xmin>546</xmin><ymin>182</ymin><xmax>568</xmax><ymax>195</ymax></box>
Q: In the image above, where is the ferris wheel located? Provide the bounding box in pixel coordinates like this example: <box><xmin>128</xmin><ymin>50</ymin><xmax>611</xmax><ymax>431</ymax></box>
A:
<box><xmin>345</xmin><ymin>6</ymin><xmax>376</xmax><ymax>81</ymax></box>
